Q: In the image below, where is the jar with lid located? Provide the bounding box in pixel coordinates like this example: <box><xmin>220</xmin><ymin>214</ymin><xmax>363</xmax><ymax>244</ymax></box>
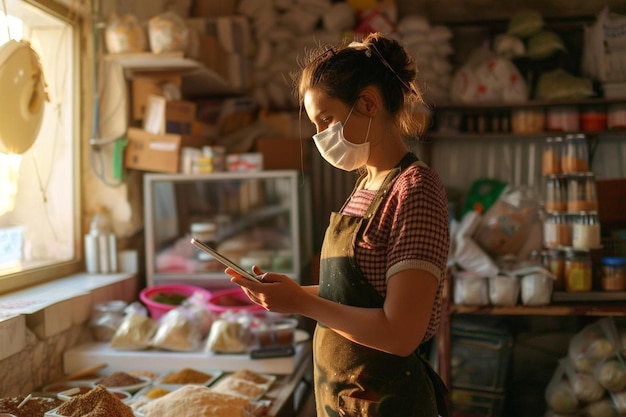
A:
<box><xmin>607</xmin><ymin>103</ymin><xmax>626</xmax><ymax>129</ymax></box>
<box><xmin>89</xmin><ymin>300</ymin><xmax>128</xmax><ymax>341</ymax></box>
<box><xmin>565</xmin><ymin>250</ymin><xmax>593</xmax><ymax>292</ymax></box>
<box><xmin>601</xmin><ymin>257</ymin><xmax>626</xmax><ymax>291</ymax></box>
<box><xmin>561</xmin><ymin>133</ymin><xmax>589</xmax><ymax>173</ymax></box>
<box><xmin>572</xmin><ymin>212</ymin><xmax>602</xmax><ymax>250</ymax></box>
<box><xmin>567</xmin><ymin>173</ymin><xmax>598</xmax><ymax>212</ymax></box>
<box><xmin>544</xmin><ymin>249</ymin><xmax>566</xmax><ymax>291</ymax></box>
<box><xmin>544</xmin><ymin>175</ymin><xmax>567</xmax><ymax>212</ymax></box>
<box><xmin>547</xmin><ymin>106</ymin><xmax>579</xmax><ymax>132</ymax></box>
<box><xmin>190</xmin><ymin>222</ymin><xmax>217</xmax><ymax>244</ymax></box>
<box><xmin>542</xmin><ymin>137</ymin><xmax>563</xmax><ymax>175</ymax></box>
<box><xmin>543</xmin><ymin>213</ymin><xmax>572</xmax><ymax>248</ymax></box>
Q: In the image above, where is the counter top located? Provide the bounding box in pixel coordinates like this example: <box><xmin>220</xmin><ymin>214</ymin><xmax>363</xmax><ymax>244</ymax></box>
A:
<box><xmin>61</xmin><ymin>341</ymin><xmax>314</xmax><ymax>417</ymax></box>
<box><xmin>63</xmin><ymin>341</ymin><xmax>310</xmax><ymax>376</ymax></box>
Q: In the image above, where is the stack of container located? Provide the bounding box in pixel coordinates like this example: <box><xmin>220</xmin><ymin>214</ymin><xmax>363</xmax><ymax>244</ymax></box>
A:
<box><xmin>541</xmin><ymin>134</ymin><xmax>602</xmax><ymax>293</ymax></box>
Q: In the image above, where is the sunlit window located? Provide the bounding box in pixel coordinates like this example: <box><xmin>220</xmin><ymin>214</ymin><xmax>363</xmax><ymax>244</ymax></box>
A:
<box><xmin>0</xmin><ymin>0</ymin><xmax>79</xmax><ymax>293</ymax></box>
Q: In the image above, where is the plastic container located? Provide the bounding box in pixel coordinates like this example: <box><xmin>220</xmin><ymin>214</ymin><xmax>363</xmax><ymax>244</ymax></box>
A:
<box><xmin>580</xmin><ymin>110</ymin><xmax>607</xmax><ymax>132</ymax></box>
<box><xmin>520</xmin><ymin>272</ymin><xmax>553</xmax><ymax>306</ymax></box>
<box><xmin>453</xmin><ymin>271</ymin><xmax>489</xmax><ymax>306</ymax></box>
<box><xmin>547</xmin><ymin>106</ymin><xmax>579</xmax><ymax>132</ymax></box>
<box><xmin>488</xmin><ymin>274</ymin><xmax>520</xmax><ymax>306</ymax></box>
<box><xmin>251</xmin><ymin>318</ymin><xmax>298</xmax><ymax>348</ymax></box>
<box><xmin>84</xmin><ymin>207</ymin><xmax>117</xmax><ymax>274</ymax></box>
<box><xmin>561</xmin><ymin>134</ymin><xmax>589</xmax><ymax>173</ymax></box>
<box><xmin>206</xmin><ymin>287</ymin><xmax>264</xmax><ymax>315</ymax></box>
<box><xmin>601</xmin><ymin>257</ymin><xmax>626</xmax><ymax>291</ymax></box>
<box><xmin>139</xmin><ymin>284</ymin><xmax>212</xmax><ymax>320</ymax></box>
<box><xmin>88</xmin><ymin>300</ymin><xmax>128</xmax><ymax>342</ymax></box>
<box><xmin>607</xmin><ymin>103</ymin><xmax>626</xmax><ymax>129</ymax></box>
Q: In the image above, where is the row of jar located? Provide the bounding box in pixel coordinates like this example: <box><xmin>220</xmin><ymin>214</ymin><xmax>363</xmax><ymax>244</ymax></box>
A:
<box><xmin>544</xmin><ymin>172</ymin><xmax>598</xmax><ymax>212</ymax></box>
<box><xmin>542</xmin><ymin>134</ymin><xmax>590</xmax><ymax>175</ymax></box>
<box><xmin>544</xmin><ymin>212</ymin><xmax>602</xmax><ymax>250</ymax></box>
<box><xmin>543</xmin><ymin>249</ymin><xmax>626</xmax><ymax>292</ymax></box>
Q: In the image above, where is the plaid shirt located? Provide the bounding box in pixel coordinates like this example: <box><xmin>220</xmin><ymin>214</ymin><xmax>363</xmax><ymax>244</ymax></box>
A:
<box><xmin>341</xmin><ymin>163</ymin><xmax>449</xmax><ymax>341</ymax></box>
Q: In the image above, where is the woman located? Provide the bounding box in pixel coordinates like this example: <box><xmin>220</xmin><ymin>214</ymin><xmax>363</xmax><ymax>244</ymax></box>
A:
<box><xmin>227</xmin><ymin>32</ymin><xmax>450</xmax><ymax>417</ymax></box>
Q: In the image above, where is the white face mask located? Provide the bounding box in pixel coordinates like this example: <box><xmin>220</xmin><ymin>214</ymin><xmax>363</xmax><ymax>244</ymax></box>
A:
<box><xmin>312</xmin><ymin>106</ymin><xmax>372</xmax><ymax>172</ymax></box>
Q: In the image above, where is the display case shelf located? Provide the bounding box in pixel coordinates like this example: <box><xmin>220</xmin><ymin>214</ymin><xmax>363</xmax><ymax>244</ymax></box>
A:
<box><xmin>143</xmin><ymin>170</ymin><xmax>313</xmax><ymax>289</ymax></box>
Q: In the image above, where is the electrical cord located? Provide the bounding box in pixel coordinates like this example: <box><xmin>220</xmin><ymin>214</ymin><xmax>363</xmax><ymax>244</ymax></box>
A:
<box><xmin>89</xmin><ymin>0</ymin><xmax>125</xmax><ymax>188</ymax></box>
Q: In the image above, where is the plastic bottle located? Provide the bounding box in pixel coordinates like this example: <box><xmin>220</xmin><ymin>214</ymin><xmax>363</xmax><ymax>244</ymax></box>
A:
<box><xmin>84</xmin><ymin>206</ymin><xmax>117</xmax><ymax>274</ymax></box>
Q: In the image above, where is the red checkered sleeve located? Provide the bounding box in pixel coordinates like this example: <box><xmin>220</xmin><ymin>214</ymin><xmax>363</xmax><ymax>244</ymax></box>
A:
<box><xmin>344</xmin><ymin>163</ymin><xmax>450</xmax><ymax>341</ymax></box>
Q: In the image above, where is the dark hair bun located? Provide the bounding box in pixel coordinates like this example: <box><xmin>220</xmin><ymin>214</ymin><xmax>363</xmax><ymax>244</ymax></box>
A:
<box><xmin>363</xmin><ymin>33</ymin><xmax>416</xmax><ymax>88</ymax></box>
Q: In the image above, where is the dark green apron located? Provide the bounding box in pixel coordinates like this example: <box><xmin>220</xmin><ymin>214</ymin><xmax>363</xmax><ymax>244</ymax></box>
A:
<box><xmin>313</xmin><ymin>153</ymin><xmax>448</xmax><ymax>417</ymax></box>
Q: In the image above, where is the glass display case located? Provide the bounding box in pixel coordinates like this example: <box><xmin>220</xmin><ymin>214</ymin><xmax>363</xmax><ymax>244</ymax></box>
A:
<box><xmin>143</xmin><ymin>170</ymin><xmax>312</xmax><ymax>288</ymax></box>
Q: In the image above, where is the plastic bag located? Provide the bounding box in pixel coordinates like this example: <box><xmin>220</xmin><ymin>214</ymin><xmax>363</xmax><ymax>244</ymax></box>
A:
<box><xmin>535</xmin><ymin>69</ymin><xmax>594</xmax><ymax>100</ymax></box>
<box><xmin>507</xmin><ymin>10</ymin><xmax>544</xmax><ymax>38</ymax></box>
<box><xmin>180</xmin><ymin>291</ymin><xmax>214</xmax><ymax>339</ymax></box>
<box><xmin>452</xmin><ymin>211</ymin><xmax>500</xmax><ymax>278</ymax></box>
<box><xmin>109</xmin><ymin>303</ymin><xmax>155</xmax><ymax>351</ymax></box>
<box><xmin>494</xmin><ymin>34</ymin><xmax>526</xmax><ymax>59</ymax></box>
<box><xmin>545</xmin><ymin>359</ymin><xmax>579</xmax><ymax>414</ymax></box>
<box><xmin>450</xmin><ymin>51</ymin><xmax>528</xmax><ymax>103</ymax></box>
<box><xmin>204</xmin><ymin>319</ymin><xmax>247</xmax><ymax>353</ymax></box>
<box><xmin>105</xmin><ymin>13</ymin><xmax>146</xmax><ymax>53</ymax></box>
<box><xmin>568</xmin><ymin>318</ymin><xmax>621</xmax><ymax>373</ymax></box>
<box><xmin>526</xmin><ymin>30</ymin><xmax>566</xmax><ymax>60</ymax></box>
<box><xmin>584</xmin><ymin>399</ymin><xmax>620</xmax><ymax>417</ymax></box>
<box><xmin>151</xmin><ymin>307</ymin><xmax>201</xmax><ymax>352</ymax></box>
<box><xmin>148</xmin><ymin>11</ymin><xmax>189</xmax><ymax>54</ymax></box>
<box><xmin>473</xmin><ymin>185</ymin><xmax>540</xmax><ymax>258</ymax></box>
<box><xmin>561</xmin><ymin>357</ymin><xmax>606</xmax><ymax>403</ymax></box>
<box><xmin>594</xmin><ymin>356</ymin><xmax>626</xmax><ymax>392</ymax></box>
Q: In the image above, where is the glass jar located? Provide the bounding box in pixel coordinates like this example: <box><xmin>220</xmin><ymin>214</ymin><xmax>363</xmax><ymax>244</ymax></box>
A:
<box><xmin>544</xmin><ymin>175</ymin><xmax>567</xmax><ymax>212</ymax></box>
<box><xmin>572</xmin><ymin>212</ymin><xmax>602</xmax><ymax>250</ymax></box>
<box><xmin>561</xmin><ymin>133</ymin><xmax>589</xmax><ymax>173</ymax></box>
<box><xmin>547</xmin><ymin>106</ymin><xmax>579</xmax><ymax>132</ymax></box>
<box><xmin>565</xmin><ymin>250</ymin><xmax>593</xmax><ymax>292</ymax></box>
<box><xmin>546</xmin><ymin>249</ymin><xmax>566</xmax><ymax>291</ymax></box>
<box><xmin>89</xmin><ymin>300</ymin><xmax>128</xmax><ymax>341</ymax></box>
<box><xmin>567</xmin><ymin>173</ymin><xmax>598</xmax><ymax>212</ymax></box>
<box><xmin>543</xmin><ymin>213</ymin><xmax>572</xmax><ymax>248</ymax></box>
<box><xmin>608</xmin><ymin>103</ymin><xmax>626</xmax><ymax>129</ymax></box>
<box><xmin>601</xmin><ymin>257</ymin><xmax>626</xmax><ymax>291</ymax></box>
<box><xmin>542</xmin><ymin>137</ymin><xmax>563</xmax><ymax>175</ymax></box>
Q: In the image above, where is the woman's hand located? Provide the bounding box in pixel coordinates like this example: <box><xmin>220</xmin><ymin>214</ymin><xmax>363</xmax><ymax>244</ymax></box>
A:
<box><xmin>225</xmin><ymin>266</ymin><xmax>307</xmax><ymax>314</ymax></box>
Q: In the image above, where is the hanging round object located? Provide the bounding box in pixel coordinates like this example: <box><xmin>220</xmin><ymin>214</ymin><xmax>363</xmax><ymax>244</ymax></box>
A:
<box><xmin>0</xmin><ymin>39</ymin><xmax>48</xmax><ymax>154</ymax></box>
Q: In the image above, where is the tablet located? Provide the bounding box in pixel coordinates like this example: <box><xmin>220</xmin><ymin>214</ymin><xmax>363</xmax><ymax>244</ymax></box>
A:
<box><xmin>190</xmin><ymin>237</ymin><xmax>260</xmax><ymax>282</ymax></box>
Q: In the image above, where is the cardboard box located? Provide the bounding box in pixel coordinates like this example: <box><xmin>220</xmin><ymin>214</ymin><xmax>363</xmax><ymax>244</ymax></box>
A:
<box><xmin>143</xmin><ymin>97</ymin><xmax>198</xmax><ymax>135</ymax></box>
<box><xmin>196</xmin><ymin>97</ymin><xmax>257</xmax><ymax>136</ymax></box>
<box><xmin>255</xmin><ymin>138</ymin><xmax>310</xmax><ymax>171</ymax></box>
<box><xmin>186</xmin><ymin>17</ymin><xmax>252</xmax><ymax>90</ymax></box>
<box><xmin>191</xmin><ymin>0</ymin><xmax>237</xmax><ymax>17</ymax></box>
<box><xmin>125</xmin><ymin>127</ymin><xmax>210</xmax><ymax>173</ymax></box>
<box><xmin>131</xmin><ymin>72</ymin><xmax>183</xmax><ymax>121</ymax></box>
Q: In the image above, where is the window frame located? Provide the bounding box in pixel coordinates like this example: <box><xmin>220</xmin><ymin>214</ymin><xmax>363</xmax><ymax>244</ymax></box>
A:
<box><xmin>0</xmin><ymin>0</ymin><xmax>83</xmax><ymax>295</ymax></box>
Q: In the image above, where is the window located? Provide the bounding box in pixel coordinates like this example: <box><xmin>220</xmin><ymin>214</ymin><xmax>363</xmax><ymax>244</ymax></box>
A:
<box><xmin>0</xmin><ymin>0</ymin><xmax>80</xmax><ymax>293</ymax></box>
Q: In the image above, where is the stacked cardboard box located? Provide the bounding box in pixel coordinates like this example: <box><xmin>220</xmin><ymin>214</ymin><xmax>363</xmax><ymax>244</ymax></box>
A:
<box><xmin>125</xmin><ymin>73</ymin><xmax>213</xmax><ymax>173</ymax></box>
